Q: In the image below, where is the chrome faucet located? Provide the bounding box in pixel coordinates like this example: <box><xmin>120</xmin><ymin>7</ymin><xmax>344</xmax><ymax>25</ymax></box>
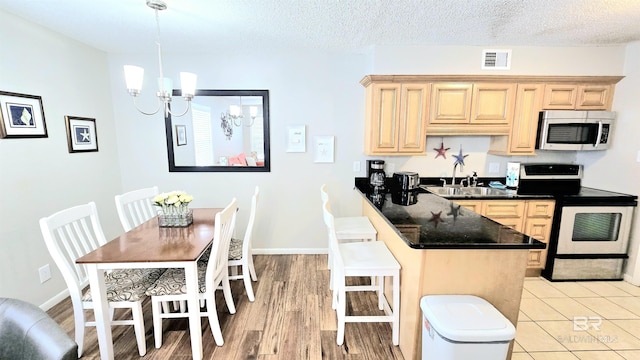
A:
<box><xmin>451</xmin><ymin>162</ymin><xmax>460</xmax><ymax>186</ymax></box>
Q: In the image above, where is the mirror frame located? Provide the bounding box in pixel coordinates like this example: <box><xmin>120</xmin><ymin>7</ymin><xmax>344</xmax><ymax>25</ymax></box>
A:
<box><xmin>165</xmin><ymin>89</ymin><xmax>271</xmax><ymax>172</ymax></box>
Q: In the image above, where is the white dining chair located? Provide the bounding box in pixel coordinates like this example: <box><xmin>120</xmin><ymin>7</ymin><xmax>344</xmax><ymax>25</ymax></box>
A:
<box><xmin>39</xmin><ymin>202</ymin><xmax>164</xmax><ymax>357</ymax></box>
<box><xmin>320</xmin><ymin>184</ymin><xmax>377</xmax><ymax>270</ymax></box>
<box><xmin>227</xmin><ymin>186</ymin><xmax>259</xmax><ymax>302</ymax></box>
<box><xmin>114</xmin><ymin>186</ymin><xmax>159</xmax><ymax>232</ymax></box>
<box><xmin>145</xmin><ymin>198</ymin><xmax>238</xmax><ymax>348</ymax></box>
<box><xmin>115</xmin><ymin>186</ymin><xmax>181</xmax><ymax>313</ymax></box>
<box><xmin>322</xmin><ymin>201</ymin><xmax>400</xmax><ymax>346</ymax></box>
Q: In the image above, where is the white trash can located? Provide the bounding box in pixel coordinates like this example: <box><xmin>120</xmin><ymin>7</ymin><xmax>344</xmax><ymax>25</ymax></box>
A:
<box><xmin>420</xmin><ymin>295</ymin><xmax>515</xmax><ymax>360</ymax></box>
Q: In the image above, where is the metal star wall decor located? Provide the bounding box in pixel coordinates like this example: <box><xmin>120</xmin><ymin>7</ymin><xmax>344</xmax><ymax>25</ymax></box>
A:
<box><xmin>452</xmin><ymin>146</ymin><xmax>468</xmax><ymax>167</ymax></box>
<box><xmin>433</xmin><ymin>138</ymin><xmax>450</xmax><ymax>159</ymax></box>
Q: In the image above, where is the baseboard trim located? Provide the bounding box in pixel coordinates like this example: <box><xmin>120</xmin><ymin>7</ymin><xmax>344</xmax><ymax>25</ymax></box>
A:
<box><xmin>623</xmin><ymin>273</ymin><xmax>640</xmax><ymax>286</ymax></box>
<box><xmin>253</xmin><ymin>248</ymin><xmax>328</xmax><ymax>255</ymax></box>
<box><xmin>40</xmin><ymin>288</ymin><xmax>70</xmax><ymax>311</ymax></box>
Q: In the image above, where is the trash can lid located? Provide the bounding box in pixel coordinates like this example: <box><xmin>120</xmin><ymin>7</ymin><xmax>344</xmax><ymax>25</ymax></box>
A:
<box><xmin>420</xmin><ymin>295</ymin><xmax>516</xmax><ymax>343</ymax></box>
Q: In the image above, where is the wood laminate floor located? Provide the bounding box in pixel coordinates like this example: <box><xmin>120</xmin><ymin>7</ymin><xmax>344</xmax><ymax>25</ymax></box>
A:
<box><xmin>47</xmin><ymin>254</ymin><xmax>404</xmax><ymax>360</ymax></box>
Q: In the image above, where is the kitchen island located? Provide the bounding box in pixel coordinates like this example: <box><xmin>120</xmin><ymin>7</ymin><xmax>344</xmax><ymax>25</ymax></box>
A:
<box><xmin>354</xmin><ymin>181</ymin><xmax>545</xmax><ymax>360</ymax></box>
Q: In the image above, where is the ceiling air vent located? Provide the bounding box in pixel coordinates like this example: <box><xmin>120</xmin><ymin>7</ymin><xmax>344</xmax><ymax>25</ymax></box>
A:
<box><xmin>482</xmin><ymin>49</ymin><xmax>512</xmax><ymax>70</ymax></box>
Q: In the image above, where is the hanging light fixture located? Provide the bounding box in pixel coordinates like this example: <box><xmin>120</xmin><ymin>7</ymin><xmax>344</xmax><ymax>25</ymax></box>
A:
<box><xmin>123</xmin><ymin>0</ymin><xmax>196</xmax><ymax>117</ymax></box>
<box><xmin>220</xmin><ymin>96</ymin><xmax>258</xmax><ymax>128</ymax></box>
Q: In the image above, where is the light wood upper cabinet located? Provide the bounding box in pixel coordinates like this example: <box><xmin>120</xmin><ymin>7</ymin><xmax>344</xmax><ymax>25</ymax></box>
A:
<box><xmin>542</xmin><ymin>84</ymin><xmax>613</xmax><ymax>110</ymax></box>
<box><xmin>577</xmin><ymin>84</ymin><xmax>613</xmax><ymax>110</ymax></box>
<box><xmin>364</xmin><ymin>82</ymin><xmax>429</xmax><ymax>155</ymax></box>
<box><xmin>542</xmin><ymin>84</ymin><xmax>577</xmax><ymax>109</ymax></box>
<box><xmin>398</xmin><ymin>84</ymin><xmax>430</xmax><ymax>153</ymax></box>
<box><xmin>360</xmin><ymin>75</ymin><xmax>622</xmax><ymax>156</ymax></box>
<box><xmin>429</xmin><ymin>83</ymin><xmax>473</xmax><ymax>124</ymax></box>
<box><xmin>489</xmin><ymin>83</ymin><xmax>544</xmax><ymax>156</ymax></box>
<box><xmin>470</xmin><ymin>83</ymin><xmax>516</xmax><ymax>125</ymax></box>
<box><xmin>427</xmin><ymin>82</ymin><xmax>514</xmax><ymax>135</ymax></box>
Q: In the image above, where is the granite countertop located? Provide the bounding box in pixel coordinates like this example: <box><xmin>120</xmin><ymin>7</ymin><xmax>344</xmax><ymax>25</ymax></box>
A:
<box><xmin>355</xmin><ymin>179</ymin><xmax>546</xmax><ymax>250</ymax></box>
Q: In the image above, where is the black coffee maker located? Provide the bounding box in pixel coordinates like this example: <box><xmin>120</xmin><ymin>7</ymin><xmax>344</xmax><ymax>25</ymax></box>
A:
<box><xmin>367</xmin><ymin>160</ymin><xmax>386</xmax><ymax>190</ymax></box>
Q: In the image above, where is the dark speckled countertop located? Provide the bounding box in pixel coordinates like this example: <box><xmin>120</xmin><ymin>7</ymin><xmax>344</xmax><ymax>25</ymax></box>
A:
<box><xmin>355</xmin><ymin>178</ymin><xmax>546</xmax><ymax>250</ymax></box>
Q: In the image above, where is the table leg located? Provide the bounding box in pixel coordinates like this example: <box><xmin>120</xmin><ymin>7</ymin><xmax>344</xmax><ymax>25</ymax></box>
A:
<box><xmin>184</xmin><ymin>262</ymin><xmax>203</xmax><ymax>360</ymax></box>
<box><xmin>87</xmin><ymin>264</ymin><xmax>114</xmax><ymax>360</ymax></box>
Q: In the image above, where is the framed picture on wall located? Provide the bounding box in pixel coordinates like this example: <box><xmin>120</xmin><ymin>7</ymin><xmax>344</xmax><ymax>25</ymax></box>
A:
<box><xmin>65</xmin><ymin>116</ymin><xmax>98</xmax><ymax>153</ymax></box>
<box><xmin>0</xmin><ymin>91</ymin><xmax>48</xmax><ymax>138</ymax></box>
<box><xmin>176</xmin><ymin>125</ymin><xmax>187</xmax><ymax>146</ymax></box>
<box><xmin>314</xmin><ymin>135</ymin><xmax>335</xmax><ymax>163</ymax></box>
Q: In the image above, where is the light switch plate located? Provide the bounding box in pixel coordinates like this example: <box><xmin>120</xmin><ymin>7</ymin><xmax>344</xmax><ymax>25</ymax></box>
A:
<box><xmin>353</xmin><ymin>161</ymin><xmax>361</xmax><ymax>172</ymax></box>
<box><xmin>489</xmin><ymin>162</ymin><xmax>500</xmax><ymax>174</ymax></box>
<box><xmin>39</xmin><ymin>264</ymin><xmax>51</xmax><ymax>283</ymax></box>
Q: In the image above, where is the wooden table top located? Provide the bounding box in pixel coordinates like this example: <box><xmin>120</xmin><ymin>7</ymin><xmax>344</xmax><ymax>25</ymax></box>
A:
<box><xmin>77</xmin><ymin>208</ymin><xmax>222</xmax><ymax>264</ymax></box>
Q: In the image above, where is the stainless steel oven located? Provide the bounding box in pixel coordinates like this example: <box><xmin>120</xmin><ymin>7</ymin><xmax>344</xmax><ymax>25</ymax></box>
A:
<box><xmin>518</xmin><ymin>163</ymin><xmax>638</xmax><ymax>281</ymax></box>
<box><xmin>556</xmin><ymin>206</ymin><xmax>634</xmax><ymax>255</ymax></box>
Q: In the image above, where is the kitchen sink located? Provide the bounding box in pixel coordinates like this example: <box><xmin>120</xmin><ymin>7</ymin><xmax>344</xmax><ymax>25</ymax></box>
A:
<box><xmin>421</xmin><ymin>185</ymin><xmax>514</xmax><ymax>198</ymax></box>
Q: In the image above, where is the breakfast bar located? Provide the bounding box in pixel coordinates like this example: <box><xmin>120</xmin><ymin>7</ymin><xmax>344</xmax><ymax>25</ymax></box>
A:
<box><xmin>354</xmin><ymin>182</ymin><xmax>545</xmax><ymax>360</ymax></box>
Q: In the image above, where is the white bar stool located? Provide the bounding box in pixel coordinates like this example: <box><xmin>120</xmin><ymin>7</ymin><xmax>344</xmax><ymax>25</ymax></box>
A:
<box><xmin>320</xmin><ymin>184</ymin><xmax>377</xmax><ymax>270</ymax></box>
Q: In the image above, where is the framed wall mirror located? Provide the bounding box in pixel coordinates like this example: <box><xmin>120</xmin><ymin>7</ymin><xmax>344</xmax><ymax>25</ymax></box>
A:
<box><xmin>165</xmin><ymin>89</ymin><xmax>270</xmax><ymax>172</ymax></box>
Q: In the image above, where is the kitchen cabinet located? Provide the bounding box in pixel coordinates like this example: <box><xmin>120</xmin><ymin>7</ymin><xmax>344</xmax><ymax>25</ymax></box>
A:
<box><xmin>454</xmin><ymin>198</ymin><xmax>554</xmax><ymax>270</ymax></box>
<box><xmin>542</xmin><ymin>84</ymin><xmax>614</xmax><ymax>110</ymax></box>
<box><xmin>523</xmin><ymin>200</ymin><xmax>555</xmax><ymax>269</ymax></box>
<box><xmin>363</xmin><ymin>82</ymin><xmax>429</xmax><ymax>155</ymax></box>
<box><xmin>454</xmin><ymin>200</ymin><xmax>524</xmax><ymax>232</ymax></box>
<box><xmin>488</xmin><ymin>83</ymin><xmax>544</xmax><ymax>156</ymax></box>
<box><xmin>427</xmin><ymin>82</ymin><xmax>514</xmax><ymax>135</ymax></box>
<box><xmin>360</xmin><ymin>75</ymin><xmax>623</xmax><ymax>156</ymax></box>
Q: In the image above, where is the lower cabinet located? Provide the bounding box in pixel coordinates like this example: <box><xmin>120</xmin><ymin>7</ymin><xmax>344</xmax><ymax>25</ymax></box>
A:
<box><xmin>454</xmin><ymin>199</ymin><xmax>555</xmax><ymax>269</ymax></box>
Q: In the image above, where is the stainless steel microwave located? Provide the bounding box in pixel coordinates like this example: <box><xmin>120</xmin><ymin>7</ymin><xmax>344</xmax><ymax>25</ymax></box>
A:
<box><xmin>536</xmin><ymin>110</ymin><xmax>615</xmax><ymax>151</ymax></box>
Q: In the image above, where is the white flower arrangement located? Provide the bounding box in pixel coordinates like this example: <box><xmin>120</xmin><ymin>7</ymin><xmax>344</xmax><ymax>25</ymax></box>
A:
<box><xmin>154</xmin><ymin>191</ymin><xmax>194</xmax><ymax>215</ymax></box>
<box><xmin>153</xmin><ymin>191</ymin><xmax>194</xmax><ymax>208</ymax></box>
<box><xmin>154</xmin><ymin>191</ymin><xmax>194</xmax><ymax>227</ymax></box>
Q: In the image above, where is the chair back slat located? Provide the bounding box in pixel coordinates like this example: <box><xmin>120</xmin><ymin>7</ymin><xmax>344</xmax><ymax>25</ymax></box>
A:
<box><xmin>206</xmin><ymin>198</ymin><xmax>238</xmax><ymax>288</ymax></box>
<box><xmin>242</xmin><ymin>187</ymin><xmax>259</xmax><ymax>254</ymax></box>
<box><xmin>115</xmin><ymin>186</ymin><xmax>159</xmax><ymax>232</ymax></box>
<box><xmin>40</xmin><ymin>202</ymin><xmax>106</xmax><ymax>296</ymax></box>
<box><xmin>322</xmin><ymin>201</ymin><xmax>345</xmax><ymax>286</ymax></box>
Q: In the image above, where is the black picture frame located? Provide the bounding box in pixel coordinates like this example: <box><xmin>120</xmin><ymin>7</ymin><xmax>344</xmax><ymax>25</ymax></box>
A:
<box><xmin>65</xmin><ymin>116</ymin><xmax>99</xmax><ymax>153</ymax></box>
<box><xmin>0</xmin><ymin>91</ymin><xmax>48</xmax><ymax>138</ymax></box>
<box><xmin>165</xmin><ymin>89</ymin><xmax>271</xmax><ymax>172</ymax></box>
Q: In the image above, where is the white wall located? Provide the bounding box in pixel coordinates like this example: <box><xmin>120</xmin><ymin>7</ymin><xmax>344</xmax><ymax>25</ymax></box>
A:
<box><xmin>107</xmin><ymin>50</ymin><xmax>370</xmax><ymax>253</ymax></box>
<box><xmin>578</xmin><ymin>41</ymin><xmax>640</xmax><ymax>283</ymax></box>
<box><xmin>0</xmin><ymin>10</ymin><xmax>121</xmax><ymax>307</ymax></box>
<box><xmin>2</xmin><ymin>8</ymin><xmax>637</xmax><ymax>307</ymax></box>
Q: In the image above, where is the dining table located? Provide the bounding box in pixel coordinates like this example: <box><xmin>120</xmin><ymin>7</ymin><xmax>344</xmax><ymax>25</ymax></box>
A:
<box><xmin>76</xmin><ymin>207</ymin><xmax>222</xmax><ymax>360</ymax></box>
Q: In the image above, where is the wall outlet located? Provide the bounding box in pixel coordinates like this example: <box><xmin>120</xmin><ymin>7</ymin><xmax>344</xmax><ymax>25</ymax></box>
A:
<box><xmin>353</xmin><ymin>160</ymin><xmax>361</xmax><ymax>172</ymax></box>
<box><xmin>489</xmin><ymin>162</ymin><xmax>500</xmax><ymax>174</ymax></box>
<box><xmin>39</xmin><ymin>264</ymin><xmax>51</xmax><ymax>283</ymax></box>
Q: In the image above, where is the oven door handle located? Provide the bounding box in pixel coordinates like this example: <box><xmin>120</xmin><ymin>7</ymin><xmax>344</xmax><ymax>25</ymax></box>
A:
<box><xmin>594</xmin><ymin>121</ymin><xmax>603</xmax><ymax>148</ymax></box>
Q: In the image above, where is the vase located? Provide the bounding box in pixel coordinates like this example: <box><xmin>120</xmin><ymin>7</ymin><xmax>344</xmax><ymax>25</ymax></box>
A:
<box><xmin>158</xmin><ymin>206</ymin><xmax>193</xmax><ymax>227</ymax></box>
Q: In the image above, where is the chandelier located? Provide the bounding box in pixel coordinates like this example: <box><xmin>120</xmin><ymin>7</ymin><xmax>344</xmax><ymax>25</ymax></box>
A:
<box><xmin>123</xmin><ymin>0</ymin><xmax>196</xmax><ymax>117</ymax></box>
<box><xmin>221</xmin><ymin>97</ymin><xmax>258</xmax><ymax>127</ymax></box>
<box><xmin>219</xmin><ymin>97</ymin><xmax>258</xmax><ymax>140</ymax></box>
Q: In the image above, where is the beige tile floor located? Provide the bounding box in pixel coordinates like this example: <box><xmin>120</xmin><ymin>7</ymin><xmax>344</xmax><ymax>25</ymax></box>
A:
<box><xmin>513</xmin><ymin>277</ymin><xmax>640</xmax><ymax>360</ymax></box>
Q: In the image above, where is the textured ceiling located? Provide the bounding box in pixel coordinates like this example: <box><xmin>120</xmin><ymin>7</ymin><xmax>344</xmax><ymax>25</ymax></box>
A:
<box><xmin>1</xmin><ymin>0</ymin><xmax>640</xmax><ymax>54</ymax></box>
